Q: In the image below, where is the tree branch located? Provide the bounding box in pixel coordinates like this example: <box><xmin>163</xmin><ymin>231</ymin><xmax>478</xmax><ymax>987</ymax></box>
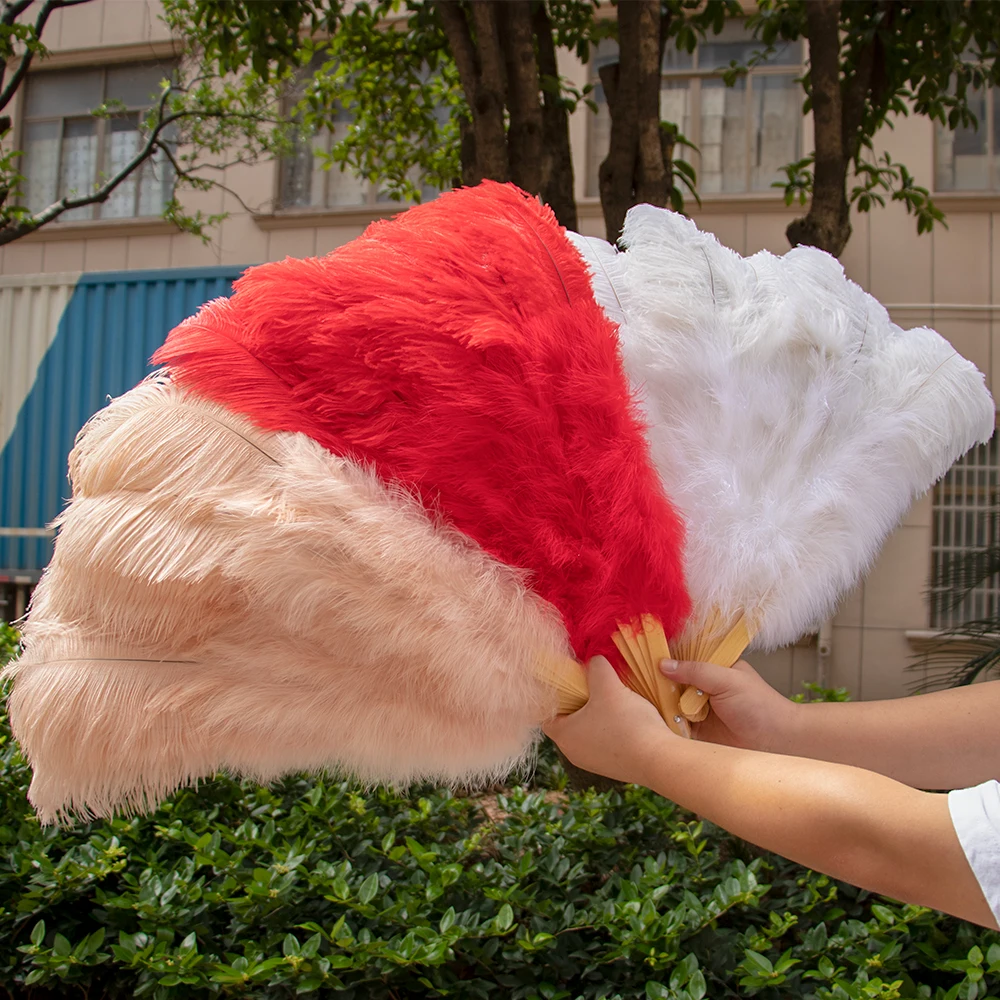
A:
<box><xmin>158</xmin><ymin>139</ymin><xmax>260</xmax><ymax>219</ymax></box>
<box><xmin>162</xmin><ymin>143</ymin><xmax>273</xmax><ymax>217</ymax></box>
<box><xmin>1</xmin><ymin>2</ymin><xmax>34</xmax><ymax>28</ymax></box>
<box><xmin>0</xmin><ymin>83</ymin><xmax>278</xmax><ymax>245</ymax></box>
<box><xmin>0</xmin><ymin>0</ymin><xmax>93</xmax><ymax>113</ymax></box>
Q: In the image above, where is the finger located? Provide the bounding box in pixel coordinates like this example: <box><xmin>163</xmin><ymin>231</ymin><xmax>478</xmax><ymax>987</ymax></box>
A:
<box><xmin>659</xmin><ymin>658</ymin><xmax>742</xmax><ymax>694</ymax></box>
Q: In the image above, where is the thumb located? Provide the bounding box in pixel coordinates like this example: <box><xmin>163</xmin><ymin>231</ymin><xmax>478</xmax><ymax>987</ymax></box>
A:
<box><xmin>660</xmin><ymin>658</ymin><xmax>741</xmax><ymax>694</ymax></box>
<box><xmin>585</xmin><ymin>655</ymin><xmax>622</xmax><ymax>699</ymax></box>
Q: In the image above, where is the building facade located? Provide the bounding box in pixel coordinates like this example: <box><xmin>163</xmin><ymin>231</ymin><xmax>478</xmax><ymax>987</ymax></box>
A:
<box><xmin>2</xmin><ymin>0</ymin><xmax>999</xmax><ymax>701</ymax></box>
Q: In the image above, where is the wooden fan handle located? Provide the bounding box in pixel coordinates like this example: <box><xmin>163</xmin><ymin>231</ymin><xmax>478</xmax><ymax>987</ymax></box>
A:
<box><xmin>677</xmin><ymin>616</ymin><xmax>754</xmax><ymax>722</ymax></box>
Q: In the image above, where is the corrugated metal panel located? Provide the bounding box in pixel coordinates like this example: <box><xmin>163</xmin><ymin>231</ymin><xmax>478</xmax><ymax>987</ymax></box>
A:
<box><xmin>0</xmin><ymin>266</ymin><xmax>246</xmax><ymax>577</ymax></box>
<box><xmin>0</xmin><ymin>272</ymin><xmax>80</xmax><ymax>453</ymax></box>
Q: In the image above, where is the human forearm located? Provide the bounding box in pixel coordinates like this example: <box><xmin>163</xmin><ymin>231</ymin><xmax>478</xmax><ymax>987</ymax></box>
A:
<box><xmin>769</xmin><ymin>682</ymin><xmax>1000</xmax><ymax>790</ymax></box>
<box><xmin>635</xmin><ymin>732</ymin><xmax>996</xmax><ymax>928</ymax></box>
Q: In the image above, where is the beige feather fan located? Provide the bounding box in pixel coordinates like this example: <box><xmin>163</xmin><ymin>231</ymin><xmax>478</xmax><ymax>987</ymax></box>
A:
<box><xmin>7</xmin><ymin>376</ymin><xmax>575</xmax><ymax>822</ymax></box>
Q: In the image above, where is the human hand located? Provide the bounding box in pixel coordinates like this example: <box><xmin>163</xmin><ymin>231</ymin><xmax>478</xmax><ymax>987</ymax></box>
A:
<box><xmin>660</xmin><ymin>659</ymin><xmax>796</xmax><ymax>753</ymax></box>
<box><xmin>543</xmin><ymin>656</ymin><xmax>675</xmax><ymax>785</ymax></box>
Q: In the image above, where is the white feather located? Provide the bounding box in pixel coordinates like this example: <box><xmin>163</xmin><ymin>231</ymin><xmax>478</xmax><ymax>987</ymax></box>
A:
<box><xmin>572</xmin><ymin>206</ymin><xmax>995</xmax><ymax>649</ymax></box>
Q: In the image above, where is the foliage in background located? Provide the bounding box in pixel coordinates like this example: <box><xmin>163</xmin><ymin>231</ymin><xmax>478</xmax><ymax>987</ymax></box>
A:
<box><xmin>1</xmin><ymin>625</ymin><xmax>998</xmax><ymax>1000</ymax></box>
<box><xmin>167</xmin><ymin>0</ymin><xmax>744</xmax><ymax>240</ymax></box>
<box><xmin>913</xmin><ymin>522</ymin><xmax>1000</xmax><ymax>690</ymax></box>
<box><xmin>166</xmin><ymin>0</ymin><xmax>467</xmax><ymax>210</ymax></box>
<box><xmin>790</xmin><ymin>682</ymin><xmax>852</xmax><ymax>704</ymax></box>
<box><xmin>0</xmin><ymin>0</ymin><xmax>295</xmax><ymax>245</ymax></box>
<box><xmin>6</xmin><ymin>0</ymin><xmax>1000</xmax><ymax>257</ymax></box>
<box><xmin>0</xmin><ymin>621</ymin><xmax>18</xmax><ymax>665</ymax></box>
<box><xmin>740</xmin><ymin>0</ymin><xmax>1000</xmax><ymax>256</ymax></box>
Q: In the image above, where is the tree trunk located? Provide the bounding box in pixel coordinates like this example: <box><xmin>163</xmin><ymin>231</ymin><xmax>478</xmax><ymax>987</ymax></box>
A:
<box><xmin>533</xmin><ymin>0</ymin><xmax>578</xmax><ymax>231</ymax></box>
<box><xmin>436</xmin><ymin>0</ymin><xmax>509</xmax><ymax>183</ymax></box>
<box><xmin>786</xmin><ymin>0</ymin><xmax>852</xmax><ymax>256</ymax></box>
<box><xmin>436</xmin><ymin>0</ymin><xmax>577</xmax><ymax>230</ymax></box>
<box><xmin>633</xmin><ymin>0</ymin><xmax>669</xmax><ymax>208</ymax></box>
<box><xmin>457</xmin><ymin>114</ymin><xmax>479</xmax><ymax>187</ymax></box>
<box><xmin>598</xmin><ymin>0</ymin><xmax>668</xmax><ymax>243</ymax></box>
<box><xmin>497</xmin><ymin>0</ymin><xmax>544</xmax><ymax>196</ymax></box>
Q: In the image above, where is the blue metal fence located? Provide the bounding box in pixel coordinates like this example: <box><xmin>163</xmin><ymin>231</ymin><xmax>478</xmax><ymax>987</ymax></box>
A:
<box><xmin>0</xmin><ymin>266</ymin><xmax>245</xmax><ymax>577</ymax></box>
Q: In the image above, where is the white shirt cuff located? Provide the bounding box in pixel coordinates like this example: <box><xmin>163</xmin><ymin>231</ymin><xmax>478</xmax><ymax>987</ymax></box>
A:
<box><xmin>948</xmin><ymin>780</ymin><xmax>1000</xmax><ymax>924</ymax></box>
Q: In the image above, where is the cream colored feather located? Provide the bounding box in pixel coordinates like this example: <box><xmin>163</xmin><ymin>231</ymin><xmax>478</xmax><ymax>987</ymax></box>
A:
<box><xmin>6</xmin><ymin>377</ymin><xmax>572</xmax><ymax>822</ymax></box>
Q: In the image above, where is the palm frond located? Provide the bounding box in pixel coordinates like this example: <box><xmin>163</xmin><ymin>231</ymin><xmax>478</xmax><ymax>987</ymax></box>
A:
<box><xmin>910</xmin><ymin>616</ymin><xmax>1000</xmax><ymax>691</ymax></box>
<box><xmin>930</xmin><ymin>537</ymin><xmax>1000</xmax><ymax>615</ymax></box>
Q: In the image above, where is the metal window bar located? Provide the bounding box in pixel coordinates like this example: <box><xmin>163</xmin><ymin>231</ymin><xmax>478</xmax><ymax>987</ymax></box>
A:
<box><xmin>931</xmin><ymin>430</ymin><xmax>1000</xmax><ymax>627</ymax></box>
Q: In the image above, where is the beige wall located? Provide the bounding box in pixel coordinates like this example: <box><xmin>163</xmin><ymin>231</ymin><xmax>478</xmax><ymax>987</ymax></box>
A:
<box><xmin>4</xmin><ymin>1</ymin><xmax>999</xmax><ymax>701</ymax></box>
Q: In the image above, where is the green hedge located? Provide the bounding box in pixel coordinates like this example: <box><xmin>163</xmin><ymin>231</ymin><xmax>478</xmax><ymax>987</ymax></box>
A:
<box><xmin>1</xmin><ymin>622</ymin><xmax>999</xmax><ymax>1000</ymax></box>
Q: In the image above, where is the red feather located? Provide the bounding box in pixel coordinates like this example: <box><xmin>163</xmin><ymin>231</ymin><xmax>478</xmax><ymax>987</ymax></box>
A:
<box><xmin>154</xmin><ymin>182</ymin><xmax>690</xmax><ymax>667</ymax></box>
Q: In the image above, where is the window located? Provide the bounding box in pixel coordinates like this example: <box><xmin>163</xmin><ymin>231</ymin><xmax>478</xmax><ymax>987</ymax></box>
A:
<box><xmin>279</xmin><ymin>68</ymin><xmax>443</xmax><ymax>211</ymax></box>
<box><xmin>931</xmin><ymin>430</ymin><xmax>1000</xmax><ymax>628</ymax></box>
<box><xmin>280</xmin><ymin>106</ymin><xmax>376</xmax><ymax>210</ymax></box>
<box><xmin>587</xmin><ymin>22</ymin><xmax>804</xmax><ymax>197</ymax></box>
<box><xmin>935</xmin><ymin>84</ymin><xmax>1000</xmax><ymax>192</ymax></box>
<box><xmin>21</xmin><ymin>62</ymin><xmax>176</xmax><ymax>222</ymax></box>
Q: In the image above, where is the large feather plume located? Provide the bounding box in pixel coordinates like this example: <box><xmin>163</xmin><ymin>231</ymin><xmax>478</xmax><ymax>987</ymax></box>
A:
<box><xmin>7</xmin><ymin>376</ymin><xmax>572</xmax><ymax>822</ymax></box>
<box><xmin>153</xmin><ymin>183</ymin><xmax>690</xmax><ymax>667</ymax></box>
<box><xmin>569</xmin><ymin>206</ymin><xmax>995</xmax><ymax>651</ymax></box>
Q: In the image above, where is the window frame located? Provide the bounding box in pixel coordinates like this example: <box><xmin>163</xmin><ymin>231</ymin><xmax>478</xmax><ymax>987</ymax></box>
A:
<box><xmin>933</xmin><ymin>84</ymin><xmax>999</xmax><ymax>194</ymax></box>
<box><xmin>20</xmin><ymin>61</ymin><xmax>177</xmax><ymax>222</ymax></box>
<box><xmin>278</xmin><ymin>110</ymin><xmax>389</xmax><ymax>212</ymax></box>
<box><xmin>930</xmin><ymin>422</ymin><xmax>1000</xmax><ymax>629</ymax></box>
<box><xmin>585</xmin><ymin>32</ymin><xmax>807</xmax><ymax>200</ymax></box>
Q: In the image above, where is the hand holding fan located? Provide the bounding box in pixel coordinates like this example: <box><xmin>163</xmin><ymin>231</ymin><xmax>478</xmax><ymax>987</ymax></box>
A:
<box><xmin>569</xmin><ymin>206</ymin><xmax>995</xmax><ymax>723</ymax></box>
<box><xmin>6</xmin><ymin>184</ymin><xmax>691</xmax><ymax>822</ymax></box>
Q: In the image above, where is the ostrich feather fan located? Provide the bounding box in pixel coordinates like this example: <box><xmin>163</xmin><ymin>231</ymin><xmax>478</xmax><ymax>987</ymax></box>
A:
<box><xmin>7</xmin><ymin>184</ymin><xmax>690</xmax><ymax>822</ymax></box>
<box><xmin>568</xmin><ymin>206</ymin><xmax>995</xmax><ymax>720</ymax></box>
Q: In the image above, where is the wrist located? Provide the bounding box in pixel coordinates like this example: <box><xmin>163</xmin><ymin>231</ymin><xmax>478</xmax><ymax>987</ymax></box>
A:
<box><xmin>631</xmin><ymin>727</ymin><xmax>694</xmax><ymax>789</ymax></box>
<box><xmin>767</xmin><ymin>697</ymin><xmax>806</xmax><ymax>756</ymax></box>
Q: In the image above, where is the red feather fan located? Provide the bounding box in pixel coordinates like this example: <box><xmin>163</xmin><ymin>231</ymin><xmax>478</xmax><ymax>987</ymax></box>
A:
<box><xmin>155</xmin><ymin>182</ymin><xmax>690</xmax><ymax>668</ymax></box>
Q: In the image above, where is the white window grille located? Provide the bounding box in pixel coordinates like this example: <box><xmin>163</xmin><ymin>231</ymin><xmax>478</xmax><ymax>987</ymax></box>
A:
<box><xmin>931</xmin><ymin>429</ymin><xmax>1000</xmax><ymax>627</ymax></box>
<box><xmin>934</xmin><ymin>83</ymin><xmax>1000</xmax><ymax>192</ymax></box>
<box><xmin>21</xmin><ymin>62</ymin><xmax>176</xmax><ymax>222</ymax></box>
<box><xmin>586</xmin><ymin>21</ymin><xmax>805</xmax><ymax>198</ymax></box>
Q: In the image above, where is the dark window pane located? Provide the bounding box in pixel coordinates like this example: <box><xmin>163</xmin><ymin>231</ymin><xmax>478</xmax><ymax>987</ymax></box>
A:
<box><xmin>22</xmin><ymin>120</ymin><xmax>60</xmax><ymax>212</ymax></box>
<box><xmin>25</xmin><ymin>68</ymin><xmax>102</xmax><ymax>118</ymax></box>
<box><xmin>106</xmin><ymin>62</ymin><xmax>173</xmax><ymax>109</ymax></box>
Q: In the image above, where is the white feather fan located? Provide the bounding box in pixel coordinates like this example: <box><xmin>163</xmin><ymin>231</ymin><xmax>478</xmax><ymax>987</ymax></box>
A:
<box><xmin>6</xmin><ymin>376</ymin><xmax>571</xmax><ymax>822</ymax></box>
<box><xmin>568</xmin><ymin>207</ymin><xmax>995</xmax><ymax>717</ymax></box>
